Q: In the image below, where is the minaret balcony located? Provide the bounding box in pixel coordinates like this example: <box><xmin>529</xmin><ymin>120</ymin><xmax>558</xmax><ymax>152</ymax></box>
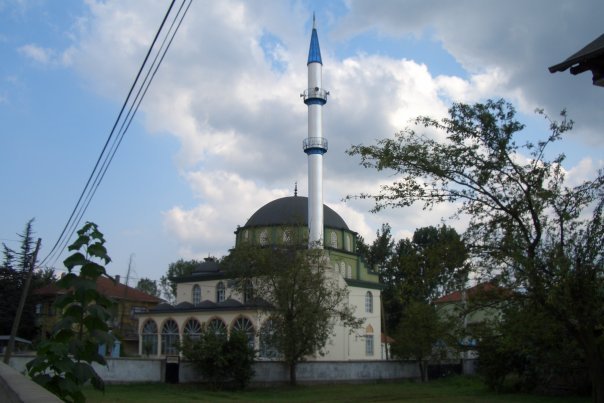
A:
<box><xmin>301</xmin><ymin>87</ymin><xmax>329</xmax><ymax>105</ymax></box>
<box><xmin>303</xmin><ymin>137</ymin><xmax>328</xmax><ymax>153</ymax></box>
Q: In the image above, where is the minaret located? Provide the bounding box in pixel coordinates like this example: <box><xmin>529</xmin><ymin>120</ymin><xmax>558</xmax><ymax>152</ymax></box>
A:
<box><xmin>302</xmin><ymin>15</ymin><xmax>328</xmax><ymax>249</ymax></box>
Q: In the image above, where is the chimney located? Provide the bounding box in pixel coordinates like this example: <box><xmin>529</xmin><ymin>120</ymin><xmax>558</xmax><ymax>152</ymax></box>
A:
<box><xmin>115</xmin><ymin>275</ymin><xmax>120</xmax><ymax>284</ymax></box>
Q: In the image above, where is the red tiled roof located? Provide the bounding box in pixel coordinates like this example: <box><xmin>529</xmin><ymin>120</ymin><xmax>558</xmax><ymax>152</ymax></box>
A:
<box><xmin>381</xmin><ymin>333</ymin><xmax>395</xmax><ymax>344</ymax></box>
<box><xmin>33</xmin><ymin>276</ymin><xmax>162</xmax><ymax>303</ymax></box>
<box><xmin>434</xmin><ymin>282</ymin><xmax>500</xmax><ymax>304</ymax></box>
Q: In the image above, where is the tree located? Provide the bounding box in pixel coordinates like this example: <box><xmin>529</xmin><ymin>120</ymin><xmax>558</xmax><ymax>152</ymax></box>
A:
<box><xmin>471</xmin><ymin>298</ymin><xmax>589</xmax><ymax>394</ymax></box>
<box><xmin>0</xmin><ymin>219</ymin><xmax>40</xmax><ymax>340</ymax></box>
<box><xmin>348</xmin><ymin>99</ymin><xmax>604</xmax><ymax>401</ymax></box>
<box><xmin>375</xmin><ymin>225</ymin><xmax>468</xmax><ymax>333</ymax></box>
<box><xmin>223</xmin><ymin>239</ymin><xmax>362</xmax><ymax>385</ymax></box>
<box><xmin>392</xmin><ymin>225</ymin><xmax>468</xmax><ymax>305</ymax></box>
<box><xmin>136</xmin><ymin>277</ymin><xmax>160</xmax><ymax>298</ymax></box>
<box><xmin>27</xmin><ymin>222</ymin><xmax>115</xmax><ymax>403</ymax></box>
<box><xmin>358</xmin><ymin>223</ymin><xmax>395</xmax><ymax>272</ymax></box>
<box><xmin>159</xmin><ymin>259</ymin><xmax>200</xmax><ymax>303</ymax></box>
<box><xmin>180</xmin><ymin>328</ymin><xmax>255</xmax><ymax>389</ymax></box>
<box><xmin>391</xmin><ymin>301</ymin><xmax>458</xmax><ymax>382</ymax></box>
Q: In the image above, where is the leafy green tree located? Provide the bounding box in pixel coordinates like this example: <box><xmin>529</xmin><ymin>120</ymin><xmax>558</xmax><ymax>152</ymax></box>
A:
<box><xmin>348</xmin><ymin>99</ymin><xmax>604</xmax><ymax>401</ymax></box>
<box><xmin>224</xmin><ymin>238</ymin><xmax>362</xmax><ymax>385</ymax></box>
<box><xmin>181</xmin><ymin>328</ymin><xmax>255</xmax><ymax>389</ymax></box>
<box><xmin>136</xmin><ymin>277</ymin><xmax>160</xmax><ymax>298</ymax></box>
<box><xmin>394</xmin><ymin>225</ymin><xmax>468</xmax><ymax>305</ymax></box>
<box><xmin>361</xmin><ymin>223</ymin><xmax>395</xmax><ymax>272</ymax></box>
<box><xmin>378</xmin><ymin>225</ymin><xmax>468</xmax><ymax>333</ymax></box>
<box><xmin>471</xmin><ymin>298</ymin><xmax>589</xmax><ymax>393</ymax></box>
<box><xmin>159</xmin><ymin>259</ymin><xmax>200</xmax><ymax>303</ymax></box>
<box><xmin>27</xmin><ymin>222</ymin><xmax>115</xmax><ymax>403</ymax></box>
<box><xmin>391</xmin><ymin>301</ymin><xmax>458</xmax><ymax>382</ymax></box>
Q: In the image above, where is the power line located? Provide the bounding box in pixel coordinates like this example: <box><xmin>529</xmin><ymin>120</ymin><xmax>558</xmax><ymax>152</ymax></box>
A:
<box><xmin>41</xmin><ymin>0</ymin><xmax>191</xmax><ymax>267</ymax></box>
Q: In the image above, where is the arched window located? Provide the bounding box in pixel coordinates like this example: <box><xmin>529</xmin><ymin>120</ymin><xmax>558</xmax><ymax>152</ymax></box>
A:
<box><xmin>207</xmin><ymin>318</ymin><xmax>227</xmax><ymax>337</ymax></box>
<box><xmin>345</xmin><ymin>234</ymin><xmax>351</xmax><ymax>251</ymax></box>
<box><xmin>192</xmin><ymin>284</ymin><xmax>201</xmax><ymax>305</ymax></box>
<box><xmin>346</xmin><ymin>264</ymin><xmax>352</xmax><ymax>279</ymax></box>
<box><xmin>183</xmin><ymin>319</ymin><xmax>202</xmax><ymax>341</ymax></box>
<box><xmin>142</xmin><ymin>320</ymin><xmax>158</xmax><ymax>356</ymax></box>
<box><xmin>259</xmin><ymin>230</ymin><xmax>269</xmax><ymax>246</ymax></box>
<box><xmin>365</xmin><ymin>334</ymin><xmax>374</xmax><ymax>356</ymax></box>
<box><xmin>243</xmin><ymin>280</ymin><xmax>253</xmax><ymax>304</ymax></box>
<box><xmin>330</xmin><ymin>231</ymin><xmax>338</xmax><ymax>248</ymax></box>
<box><xmin>365</xmin><ymin>291</ymin><xmax>373</xmax><ymax>313</ymax></box>
<box><xmin>365</xmin><ymin>324</ymin><xmax>374</xmax><ymax>356</ymax></box>
<box><xmin>259</xmin><ymin>319</ymin><xmax>279</xmax><ymax>359</ymax></box>
<box><xmin>340</xmin><ymin>261</ymin><xmax>346</xmax><ymax>277</ymax></box>
<box><xmin>161</xmin><ymin>319</ymin><xmax>179</xmax><ymax>355</ymax></box>
<box><xmin>216</xmin><ymin>282</ymin><xmax>225</xmax><ymax>303</ymax></box>
<box><xmin>282</xmin><ymin>229</ymin><xmax>292</xmax><ymax>244</ymax></box>
<box><xmin>232</xmin><ymin>316</ymin><xmax>255</xmax><ymax>349</ymax></box>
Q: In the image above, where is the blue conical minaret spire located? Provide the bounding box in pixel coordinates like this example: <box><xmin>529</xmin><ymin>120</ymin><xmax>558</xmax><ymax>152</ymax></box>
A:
<box><xmin>302</xmin><ymin>15</ymin><xmax>328</xmax><ymax>248</ymax></box>
<box><xmin>307</xmin><ymin>14</ymin><xmax>322</xmax><ymax>65</ymax></box>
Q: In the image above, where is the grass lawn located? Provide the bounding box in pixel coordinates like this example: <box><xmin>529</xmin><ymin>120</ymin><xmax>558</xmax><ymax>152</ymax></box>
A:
<box><xmin>84</xmin><ymin>376</ymin><xmax>590</xmax><ymax>402</ymax></box>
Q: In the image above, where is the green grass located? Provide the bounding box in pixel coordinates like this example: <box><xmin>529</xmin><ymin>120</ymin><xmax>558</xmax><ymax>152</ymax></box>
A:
<box><xmin>84</xmin><ymin>376</ymin><xmax>590</xmax><ymax>402</ymax></box>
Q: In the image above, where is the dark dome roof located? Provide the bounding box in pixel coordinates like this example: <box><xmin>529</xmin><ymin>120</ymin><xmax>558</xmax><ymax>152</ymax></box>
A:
<box><xmin>244</xmin><ymin>196</ymin><xmax>349</xmax><ymax>230</ymax></box>
<box><xmin>192</xmin><ymin>258</ymin><xmax>220</xmax><ymax>274</ymax></box>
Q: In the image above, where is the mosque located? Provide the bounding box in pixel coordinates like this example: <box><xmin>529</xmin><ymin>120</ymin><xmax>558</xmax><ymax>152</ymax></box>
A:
<box><xmin>136</xmin><ymin>19</ymin><xmax>384</xmax><ymax>361</ymax></box>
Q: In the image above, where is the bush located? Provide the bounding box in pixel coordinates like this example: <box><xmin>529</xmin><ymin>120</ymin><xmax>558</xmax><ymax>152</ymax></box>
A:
<box><xmin>181</xmin><ymin>328</ymin><xmax>255</xmax><ymax>389</ymax></box>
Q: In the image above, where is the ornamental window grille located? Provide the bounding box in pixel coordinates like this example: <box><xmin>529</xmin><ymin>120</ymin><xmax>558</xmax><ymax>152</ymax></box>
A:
<box><xmin>183</xmin><ymin>319</ymin><xmax>202</xmax><ymax>341</ymax></box>
<box><xmin>161</xmin><ymin>319</ymin><xmax>179</xmax><ymax>355</ymax></box>
<box><xmin>142</xmin><ymin>319</ymin><xmax>158</xmax><ymax>356</ymax></box>
<box><xmin>207</xmin><ymin>318</ymin><xmax>227</xmax><ymax>337</ymax></box>
<box><xmin>232</xmin><ymin>316</ymin><xmax>255</xmax><ymax>349</ymax></box>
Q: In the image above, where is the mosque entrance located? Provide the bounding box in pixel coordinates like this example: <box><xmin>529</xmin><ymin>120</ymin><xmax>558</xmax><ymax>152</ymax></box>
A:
<box><xmin>165</xmin><ymin>355</ymin><xmax>180</xmax><ymax>383</ymax></box>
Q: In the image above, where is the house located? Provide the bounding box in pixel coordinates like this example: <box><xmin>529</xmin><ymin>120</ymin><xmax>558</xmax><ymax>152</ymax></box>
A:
<box><xmin>33</xmin><ymin>275</ymin><xmax>162</xmax><ymax>356</ymax></box>
<box><xmin>434</xmin><ymin>282</ymin><xmax>507</xmax><ymax>373</ymax></box>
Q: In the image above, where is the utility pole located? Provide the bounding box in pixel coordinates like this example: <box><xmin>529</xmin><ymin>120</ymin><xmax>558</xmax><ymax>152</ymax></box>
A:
<box><xmin>119</xmin><ymin>254</ymin><xmax>134</xmax><ymax>333</ymax></box>
<box><xmin>3</xmin><ymin>238</ymin><xmax>41</xmax><ymax>364</ymax></box>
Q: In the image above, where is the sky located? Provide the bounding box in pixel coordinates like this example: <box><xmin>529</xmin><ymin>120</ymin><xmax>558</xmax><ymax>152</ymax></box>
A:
<box><xmin>1</xmin><ymin>0</ymin><xmax>602</xmax><ymax>286</ymax></box>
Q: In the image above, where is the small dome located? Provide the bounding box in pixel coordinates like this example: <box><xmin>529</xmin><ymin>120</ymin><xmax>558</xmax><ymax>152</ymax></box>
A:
<box><xmin>244</xmin><ymin>196</ymin><xmax>349</xmax><ymax>230</ymax></box>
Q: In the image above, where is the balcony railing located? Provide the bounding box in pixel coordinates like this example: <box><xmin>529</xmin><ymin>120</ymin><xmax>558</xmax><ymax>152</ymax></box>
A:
<box><xmin>301</xmin><ymin>87</ymin><xmax>329</xmax><ymax>102</ymax></box>
<box><xmin>303</xmin><ymin>137</ymin><xmax>328</xmax><ymax>151</ymax></box>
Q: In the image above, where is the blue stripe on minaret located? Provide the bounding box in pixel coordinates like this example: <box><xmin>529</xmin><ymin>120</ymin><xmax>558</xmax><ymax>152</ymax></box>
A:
<box><xmin>304</xmin><ymin>98</ymin><xmax>326</xmax><ymax>106</ymax></box>
<box><xmin>307</xmin><ymin>28</ymin><xmax>322</xmax><ymax>65</ymax></box>
<box><xmin>305</xmin><ymin>148</ymin><xmax>327</xmax><ymax>155</ymax></box>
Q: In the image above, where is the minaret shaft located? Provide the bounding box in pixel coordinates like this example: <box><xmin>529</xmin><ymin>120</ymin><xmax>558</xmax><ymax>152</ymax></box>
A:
<box><xmin>303</xmin><ymin>23</ymin><xmax>328</xmax><ymax>249</ymax></box>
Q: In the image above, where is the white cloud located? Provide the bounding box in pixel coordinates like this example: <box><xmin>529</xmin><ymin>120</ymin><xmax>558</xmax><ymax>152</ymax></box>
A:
<box><xmin>564</xmin><ymin>158</ymin><xmax>604</xmax><ymax>188</ymax></box>
<box><xmin>163</xmin><ymin>170</ymin><xmax>288</xmax><ymax>258</ymax></box>
<box><xmin>18</xmin><ymin>44</ymin><xmax>54</xmax><ymax>64</ymax></box>
<box><xmin>64</xmin><ymin>0</ymin><xmax>603</xmax><ymax>261</ymax></box>
<box><xmin>338</xmin><ymin>0</ymin><xmax>604</xmax><ymax>146</ymax></box>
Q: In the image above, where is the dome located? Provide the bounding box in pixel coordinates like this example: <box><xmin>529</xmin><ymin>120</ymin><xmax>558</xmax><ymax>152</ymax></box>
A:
<box><xmin>244</xmin><ymin>196</ymin><xmax>349</xmax><ymax>230</ymax></box>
